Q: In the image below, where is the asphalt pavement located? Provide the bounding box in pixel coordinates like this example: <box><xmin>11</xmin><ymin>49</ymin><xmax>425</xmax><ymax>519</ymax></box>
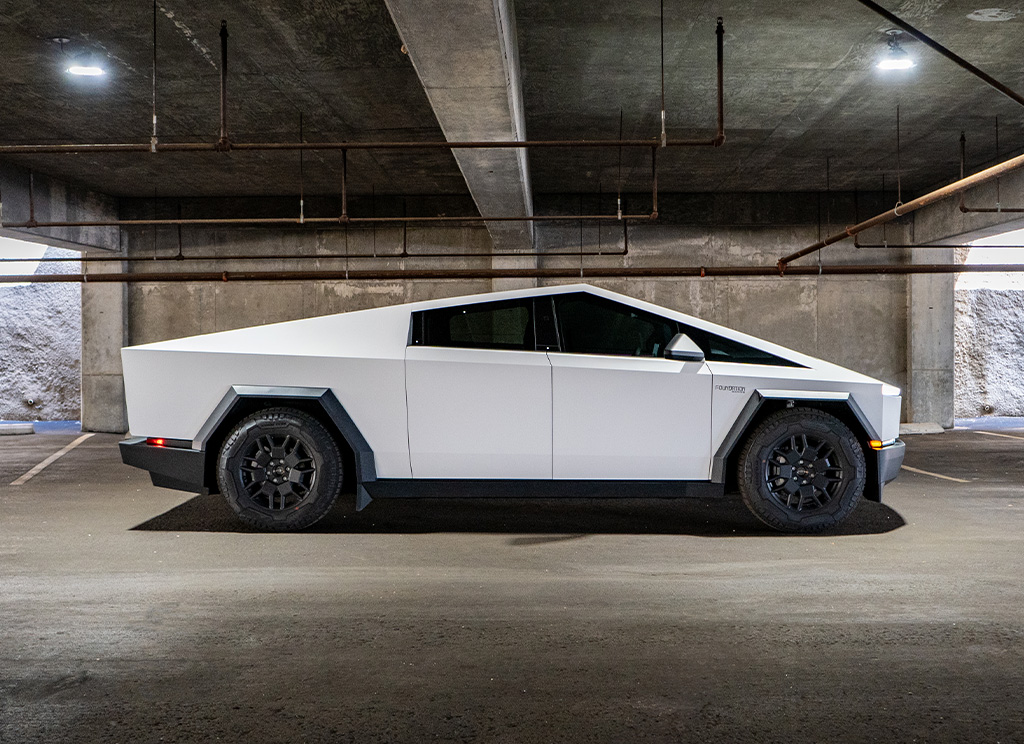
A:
<box><xmin>1</xmin><ymin>426</ymin><xmax>1022</xmax><ymax>743</ymax></box>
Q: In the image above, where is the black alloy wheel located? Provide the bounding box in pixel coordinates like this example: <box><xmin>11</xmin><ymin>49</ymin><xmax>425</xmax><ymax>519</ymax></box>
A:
<box><xmin>763</xmin><ymin>432</ymin><xmax>845</xmax><ymax>512</ymax></box>
<box><xmin>738</xmin><ymin>407</ymin><xmax>866</xmax><ymax>533</ymax></box>
<box><xmin>217</xmin><ymin>407</ymin><xmax>343</xmax><ymax>531</ymax></box>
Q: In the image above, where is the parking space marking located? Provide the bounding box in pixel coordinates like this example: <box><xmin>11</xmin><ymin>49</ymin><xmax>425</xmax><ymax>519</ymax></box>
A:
<box><xmin>10</xmin><ymin>433</ymin><xmax>95</xmax><ymax>486</ymax></box>
<box><xmin>900</xmin><ymin>465</ymin><xmax>970</xmax><ymax>484</ymax></box>
<box><xmin>974</xmin><ymin>430</ymin><xmax>1024</xmax><ymax>441</ymax></box>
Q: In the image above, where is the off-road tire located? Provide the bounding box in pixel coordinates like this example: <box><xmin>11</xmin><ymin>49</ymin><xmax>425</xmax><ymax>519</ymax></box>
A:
<box><xmin>217</xmin><ymin>407</ymin><xmax>342</xmax><ymax>531</ymax></box>
<box><xmin>738</xmin><ymin>407</ymin><xmax>866</xmax><ymax>534</ymax></box>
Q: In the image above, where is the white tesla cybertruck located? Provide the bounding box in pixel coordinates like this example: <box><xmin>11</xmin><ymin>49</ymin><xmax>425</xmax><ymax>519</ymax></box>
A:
<box><xmin>120</xmin><ymin>284</ymin><xmax>904</xmax><ymax>533</ymax></box>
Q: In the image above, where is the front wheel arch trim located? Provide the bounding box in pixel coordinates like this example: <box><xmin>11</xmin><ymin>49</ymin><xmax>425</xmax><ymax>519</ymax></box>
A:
<box><xmin>195</xmin><ymin>385</ymin><xmax>376</xmax><ymax>509</ymax></box>
<box><xmin>712</xmin><ymin>390</ymin><xmax>881</xmax><ymax>501</ymax></box>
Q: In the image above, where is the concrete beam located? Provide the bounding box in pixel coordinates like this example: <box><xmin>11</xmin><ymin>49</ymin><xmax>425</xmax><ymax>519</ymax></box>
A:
<box><xmin>913</xmin><ymin>167</ymin><xmax>1024</xmax><ymax>244</ymax></box>
<box><xmin>0</xmin><ymin>163</ymin><xmax>118</xmax><ymax>252</ymax></box>
<box><xmin>384</xmin><ymin>0</ymin><xmax>535</xmax><ymax>288</ymax></box>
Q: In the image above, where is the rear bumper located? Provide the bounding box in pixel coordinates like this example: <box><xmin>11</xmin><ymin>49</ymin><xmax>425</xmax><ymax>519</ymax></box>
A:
<box><xmin>865</xmin><ymin>439</ymin><xmax>905</xmax><ymax>502</ymax></box>
<box><xmin>119</xmin><ymin>437</ymin><xmax>208</xmax><ymax>494</ymax></box>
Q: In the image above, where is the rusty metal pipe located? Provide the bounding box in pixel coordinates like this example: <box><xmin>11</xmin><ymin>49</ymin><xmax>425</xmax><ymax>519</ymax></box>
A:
<box><xmin>26</xmin><ymin>241</ymin><xmax>1024</xmax><ymax>262</ymax></box>
<box><xmin>651</xmin><ymin>147</ymin><xmax>659</xmax><ymax>217</ymax></box>
<box><xmin>714</xmin><ymin>17</ymin><xmax>726</xmax><ymax>146</ymax></box>
<box><xmin>246</xmin><ymin>139</ymin><xmax>670</xmax><ymax>150</ymax></box>
<box><xmin>28</xmin><ymin>171</ymin><xmax>35</xmax><ymax>226</ymax></box>
<box><xmin>151</xmin><ymin>0</ymin><xmax>158</xmax><ymax>151</ymax></box>
<box><xmin>0</xmin><ymin>213</ymin><xmax>656</xmax><ymax>229</ymax></box>
<box><xmin>0</xmin><ymin>138</ymin><xmax>722</xmax><ymax>155</ymax></box>
<box><xmin>778</xmin><ymin>148</ymin><xmax>1024</xmax><ymax>268</ymax></box>
<box><xmin>217</xmin><ymin>21</ymin><xmax>230</xmax><ymax>151</ymax></box>
<box><xmin>958</xmin><ymin>131</ymin><xmax>1024</xmax><ymax>213</ymax></box>
<box><xmin>958</xmin><ymin>206</ymin><xmax>1024</xmax><ymax>213</ymax></box>
<box><xmin>0</xmin><ymin>142</ymin><xmax>217</xmax><ymax>154</ymax></box>
<box><xmin>340</xmin><ymin>149</ymin><xmax>348</xmax><ymax>220</ymax></box>
<box><xmin>855</xmin><ymin>0</ymin><xmax>1024</xmax><ymax>108</ymax></box>
<box><xmin>853</xmin><ymin>241</ymin><xmax>1024</xmax><ymax>249</ymax></box>
<box><xmin>5</xmin><ymin>263</ymin><xmax>1023</xmax><ymax>284</ymax></box>
<box><xmin>2</xmin><ymin>244</ymin><xmax>630</xmax><ymax>262</ymax></box>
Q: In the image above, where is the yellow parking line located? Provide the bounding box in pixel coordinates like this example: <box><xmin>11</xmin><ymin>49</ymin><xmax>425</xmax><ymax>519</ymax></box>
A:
<box><xmin>974</xmin><ymin>430</ymin><xmax>1024</xmax><ymax>441</ymax></box>
<box><xmin>900</xmin><ymin>465</ymin><xmax>970</xmax><ymax>484</ymax></box>
<box><xmin>10</xmin><ymin>433</ymin><xmax>95</xmax><ymax>486</ymax></box>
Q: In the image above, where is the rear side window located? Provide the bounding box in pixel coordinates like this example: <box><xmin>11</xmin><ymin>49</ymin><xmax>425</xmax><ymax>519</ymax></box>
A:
<box><xmin>554</xmin><ymin>293</ymin><xmax>677</xmax><ymax>357</ymax></box>
<box><xmin>412</xmin><ymin>299</ymin><xmax>536</xmax><ymax>351</ymax></box>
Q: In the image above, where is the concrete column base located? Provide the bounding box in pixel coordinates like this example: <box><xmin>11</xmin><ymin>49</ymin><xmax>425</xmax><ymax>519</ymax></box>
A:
<box><xmin>81</xmin><ymin>374</ymin><xmax>128</xmax><ymax>433</ymax></box>
<box><xmin>81</xmin><ymin>268</ymin><xmax>128</xmax><ymax>434</ymax></box>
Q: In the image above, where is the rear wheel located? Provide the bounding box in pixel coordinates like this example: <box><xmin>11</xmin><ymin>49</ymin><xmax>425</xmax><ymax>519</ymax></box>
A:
<box><xmin>217</xmin><ymin>407</ymin><xmax>342</xmax><ymax>531</ymax></box>
<box><xmin>738</xmin><ymin>407</ymin><xmax>866</xmax><ymax>533</ymax></box>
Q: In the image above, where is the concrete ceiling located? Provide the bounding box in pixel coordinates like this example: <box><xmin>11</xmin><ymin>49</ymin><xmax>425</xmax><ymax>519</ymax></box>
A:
<box><xmin>2</xmin><ymin>0</ymin><xmax>1024</xmax><ymax>203</ymax></box>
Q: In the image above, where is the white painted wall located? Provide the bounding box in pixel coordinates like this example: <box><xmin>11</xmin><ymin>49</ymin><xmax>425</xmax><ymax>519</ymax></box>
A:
<box><xmin>954</xmin><ymin>231</ymin><xmax>1024</xmax><ymax>417</ymax></box>
<box><xmin>0</xmin><ymin>240</ymin><xmax>81</xmax><ymax>421</ymax></box>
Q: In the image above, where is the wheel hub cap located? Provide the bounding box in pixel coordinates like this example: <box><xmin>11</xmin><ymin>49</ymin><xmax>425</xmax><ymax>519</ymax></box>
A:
<box><xmin>238</xmin><ymin>434</ymin><xmax>317</xmax><ymax>510</ymax></box>
<box><xmin>764</xmin><ymin>434</ymin><xmax>844</xmax><ymax>512</ymax></box>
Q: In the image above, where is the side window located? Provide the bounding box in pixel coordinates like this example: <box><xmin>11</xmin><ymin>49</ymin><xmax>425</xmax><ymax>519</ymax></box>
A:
<box><xmin>554</xmin><ymin>293</ymin><xmax>678</xmax><ymax>357</ymax></box>
<box><xmin>412</xmin><ymin>299</ymin><xmax>535</xmax><ymax>351</ymax></box>
<box><xmin>680</xmin><ymin>325</ymin><xmax>805</xmax><ymax>368</ymax></box>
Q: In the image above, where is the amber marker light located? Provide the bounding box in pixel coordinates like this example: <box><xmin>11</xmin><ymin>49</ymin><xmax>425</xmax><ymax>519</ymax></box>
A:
<box><xmin>869</xmin><ymin>440</ymin><xmax>884</xmax><ymax>450</ymax></box>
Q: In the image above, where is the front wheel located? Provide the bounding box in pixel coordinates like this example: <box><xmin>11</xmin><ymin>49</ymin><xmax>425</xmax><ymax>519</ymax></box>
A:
<box><xmin>217</xmin><ymin>407</ymin><xmax>343</xmax><ymax>531</ymax></box>
<box><xmin>738</xmin><ymin>407</ymin><xmax>866</xmax><ymax>533</ymax></box>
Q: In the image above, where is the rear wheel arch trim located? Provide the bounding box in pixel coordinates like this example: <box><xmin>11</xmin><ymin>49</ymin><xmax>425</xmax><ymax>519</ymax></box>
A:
<box><xmin>195</xmin><ymin>385</ymin><xmax>376</xmax><ymax>505</ymax></box>
<box><xmin>711</xmin><ymin>389</ymin><xmax>879</xmax><ymax>484</ymax></box>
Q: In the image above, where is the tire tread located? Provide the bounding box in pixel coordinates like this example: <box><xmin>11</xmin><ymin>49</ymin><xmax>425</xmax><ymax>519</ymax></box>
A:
<box><xmin>217</xmin><ymin>407</ymin><xmax>342</xmax><ymax>531</ymax></box>
<box><xmin>737</xmin><ymin>407</ymin><xmax>866</xmax><ymax>534</ymax></box>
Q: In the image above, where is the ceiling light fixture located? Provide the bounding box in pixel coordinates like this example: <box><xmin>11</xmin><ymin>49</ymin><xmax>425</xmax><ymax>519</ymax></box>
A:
<box><xmin>66</xmin><ymin>52</ymin><xmax>106</xmax><ymax>77</ymax></box>
<box><xmin>67</xmin><ymin>64</ymin><xmax>105</xmax><ymax>77</ymax></box>
<box><xmin>966</xmin><ymin>8</ymin><xmax>1018</xmax><ymax>22</ymax></box>
<box><xmin>877</xmin><ymin>30</ymin><xmax>915</xmax><ymax>70</ymax></box>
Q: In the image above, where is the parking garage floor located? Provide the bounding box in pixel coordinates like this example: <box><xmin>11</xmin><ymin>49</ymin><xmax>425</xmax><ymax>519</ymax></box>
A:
<box><xmin>1</xmin><ymin>427</ymin><xmax>1023</xmax><ymax>743</ymax></box>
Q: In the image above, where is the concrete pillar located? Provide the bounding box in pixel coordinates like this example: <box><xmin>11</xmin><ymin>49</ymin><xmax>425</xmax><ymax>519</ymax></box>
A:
<box><xmin>907</xmin><ymin>251</ymin><xmax>955</xmax><ymax>427</ymax></box>
<box><xmin>81</xmin><ymin>266</ymin><xmax>128</xmax><ymax>433</ymax></box>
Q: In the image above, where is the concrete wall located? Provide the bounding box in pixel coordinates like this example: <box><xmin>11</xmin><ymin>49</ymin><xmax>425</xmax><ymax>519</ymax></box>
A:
<box><xmin>119</xmin><ymin>205</ymin><xmax>495</xmax><ymax>346</ymax></box>
<box><xmin>13</xmin><ymin>163</ymin><xmax>1021</xmax><ymax>433</ymax></box>
<box><xmin>0</xmin><ymin>182</ymin><xmax>936</xmax><ymax>429</ymax></box>
<box><xmin>115</xmin><ymin>192</ymin><xmax>911</xmax><ymax>431</ymax></box>
<box><xmin>0</xmin><ymin>246</ymin><xmax>81</xmax><ymax>421</ymax></box>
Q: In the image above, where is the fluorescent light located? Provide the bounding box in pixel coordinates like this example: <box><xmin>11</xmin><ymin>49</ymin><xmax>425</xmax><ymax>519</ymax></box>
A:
<box><xmin>67</xmin><ymin>64</ymin><xmax>105</xmax><ymax>76</ymax></box>
<box><xmin>66</xmin><ymin>51</ymin><xmax>106</xmax><ymax>77</ymax></box>
<box><xmin>877</xmin><ymin>57</ymin><xmax>915</xmax><ymax>70</ymax></box>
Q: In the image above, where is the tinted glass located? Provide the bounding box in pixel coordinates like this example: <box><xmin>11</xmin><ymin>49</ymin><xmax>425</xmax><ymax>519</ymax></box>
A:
<box><xmin>680</xmin><ymin>324</ymin><xmax>804</xmax><ymax>367</ymax></box>
<box><xmin>554</xmin><ymin>293</ymin><xmax>677</xmax><ymax>357</ymax></box>
<box><xmin>413</xmin><ymin>299</ymin><xmax>535</xmax><ymax>351</ymax></box>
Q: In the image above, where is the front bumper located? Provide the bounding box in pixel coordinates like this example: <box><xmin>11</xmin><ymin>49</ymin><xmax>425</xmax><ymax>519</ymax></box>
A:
<box><xmin>865</xmin><ymin>439</ymin><xmax>905</xmax><ymax>502</ymax></box>
<box><xmin>119</xmin><ymin>437</ymin><xmax>209</xmax><ymax>494</ymax></box>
